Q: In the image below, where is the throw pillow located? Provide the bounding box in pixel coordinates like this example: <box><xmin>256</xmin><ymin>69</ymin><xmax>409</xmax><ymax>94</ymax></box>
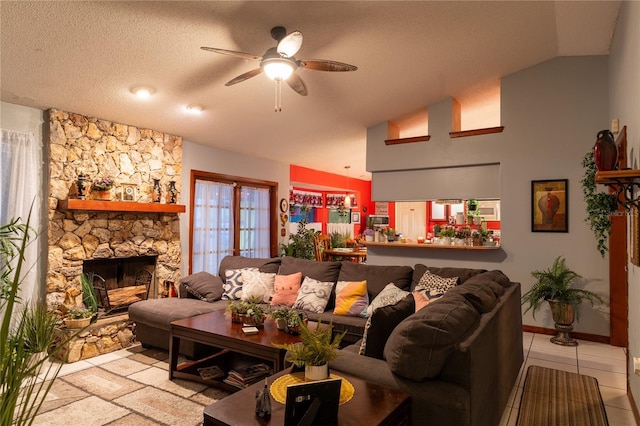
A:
<box><xmin>384</xmin><ymin>293</ymin><xmax>480</xmax><ymax>381</ymax></box>
<box><xmin>270</xmin><ymin>272</ymin><xmax>303</xmax><ymax>307</ymax></box>
<box><xmin>240</xmin><ymin>269</ymin><xmax>276</xmax><ymax>303</ymax></box>
<box><xmin>366</xmin><ymin>283</ymin><xmax>410</xmax><ymax>317</ymax></box>
<box><xmin>292</xmin><ymin>277</ymin><xmax>334</xmax><ymax>313</ymax></box>
<box><xmin>414</xmin><ymin>270</ymin><xmax>458</xmax><ymax>301</ymax></box>
<box><xmin>222</xmin><ymin>267</ymin><xmax>257</xmax><ymax>300</ymax></box>
<box><xmin>333</xmin><ymin>280</ymin><xmax>369</xmax><ymax>317</ymax></box>
<box><xmin>359</xmin><ymin>294</ymin><xmax>415</xmax><ymax>359</ymax></box>
<box><xmin>179</xmin><ymin>271</ymin><xmax>224</xmax><ymax>302</ymax></box>
<box><xmin>413</xmin><ymin>291</ymin><xmax>433</xmax><ymax>312</ymax></box>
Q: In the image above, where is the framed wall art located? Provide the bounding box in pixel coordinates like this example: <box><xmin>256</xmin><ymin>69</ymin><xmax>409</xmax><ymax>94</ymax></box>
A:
<box><xmin>531</xmin><ymin>179</ymin><xmax>568</xmax><ymax>232</ymax></box>
<box><xmin>351</xmin><ymin>211</ymin><xmax>360</xmax><ymax>224</ymax></box>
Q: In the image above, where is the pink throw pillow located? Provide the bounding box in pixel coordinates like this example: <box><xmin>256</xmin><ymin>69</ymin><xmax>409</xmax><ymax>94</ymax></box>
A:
<box><xmin>413</xmin><ymin>291</ymin><xmax>432</xmax><ymax>312</ymax></box>
<box><xmin>270</xmin><ymin>272</ymin><xmax>303</xmax><ymax>307</ymax></box>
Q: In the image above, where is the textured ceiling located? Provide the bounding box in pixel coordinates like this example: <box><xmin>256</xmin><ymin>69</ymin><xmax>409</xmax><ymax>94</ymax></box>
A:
<box><xmin>1</xmin><ymin>1</ymin><xmax>620</xmax><ymax>180</ymax></box>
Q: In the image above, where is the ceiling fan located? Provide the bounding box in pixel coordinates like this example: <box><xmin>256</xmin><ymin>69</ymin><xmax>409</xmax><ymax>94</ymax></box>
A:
<box><xmin>201</xmin><ymin>26</ymin><xmax>357</xmax><ymax>111</ymax></box>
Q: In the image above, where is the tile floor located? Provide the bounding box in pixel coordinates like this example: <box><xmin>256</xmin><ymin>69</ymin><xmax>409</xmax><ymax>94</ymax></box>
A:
<box><xmin>38</xmin><ymin>332</ymin><xmax>638</xmax><ymax>425</ymax></box>
<box><xmin>500</xmin><ymin>332</ymin><xmax>638</xmax><ymax>426</ymax></box>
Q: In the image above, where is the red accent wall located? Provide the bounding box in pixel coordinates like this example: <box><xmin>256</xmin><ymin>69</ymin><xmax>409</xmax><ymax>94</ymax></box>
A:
<box><xmin>290</xmin><ymin>165</ymin><xmax>373</xmax><ymax>235</ymax></box>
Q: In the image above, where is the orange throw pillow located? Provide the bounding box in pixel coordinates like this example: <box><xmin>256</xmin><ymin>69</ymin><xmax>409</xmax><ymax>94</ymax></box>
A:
<box><xmin>270</xmin><ymin>272</ymin><xmax>303</xmax><ymax>307</ymax></box>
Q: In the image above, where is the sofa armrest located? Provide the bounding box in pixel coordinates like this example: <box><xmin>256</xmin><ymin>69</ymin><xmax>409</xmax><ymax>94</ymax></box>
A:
<box><xmin>330</xmin><ymin>350</ymin><xmax>471</xmax><ymax>426</ymax></box>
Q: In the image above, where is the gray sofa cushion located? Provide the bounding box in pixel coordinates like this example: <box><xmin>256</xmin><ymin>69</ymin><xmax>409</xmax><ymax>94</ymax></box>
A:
<box><xmin>128</xmin><ymin>298</ymin><xmax>226</xmax><ymax>331</ymax></box>
<box><xmin>180</xmin><ymin>271</ymin><xmax>224</xmax><ymax>302</ymax></box>
<box><xmin>279</xmin><ymin>256</ymin><xmax>341</xmax><ymax>282</ymax></box>
<box><xmin>338</xmin><ymin>261</ymin><xmax>413</xmax><ymax>299</ymax></box>
<box><xmin>411</xmin><ymin>264</ymin><xmax>487</xmax><ymax>290</ymax></box>
<box><xmin>446</xmin><ymin>283</ymin><xmax>498</xmax><ymax>313</ymax></box>
<box><xmin>218</xmin><ymin>256</ymin><xmax>282</xmax><ymax>282</ymax></box>
<box><xmin>383</xmin><ymin>292</ymin><xmax>479</xmax><ymax>381</ymax></box>
<box><xmin>361</xmin><ymin>293</ymin><xmax>415</xmax><ymax>359</ymax></box>
<box><xmin>464</xmin><ymin>270</ymin><xmax>512</xmax><ymax>289</ymax></box>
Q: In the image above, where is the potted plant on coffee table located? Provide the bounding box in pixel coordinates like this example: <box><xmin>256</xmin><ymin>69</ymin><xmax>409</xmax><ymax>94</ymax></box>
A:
<box><xmin>521</xmin><ymin>256</ymin><xmax>603</xmax><ymax>346</ymax></box>
<box><xmin>274</xmin><ymin>320</ymin><xmax>345</xmax><ymax>381</ymax></box>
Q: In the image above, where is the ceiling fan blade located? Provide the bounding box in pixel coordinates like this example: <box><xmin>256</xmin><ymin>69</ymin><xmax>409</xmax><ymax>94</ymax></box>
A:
<box><xmin>277</xmin><ymin>30</ymin><xmax>303</xmax><ymax>58</ymax></box>
<box><xmin>286</xmin><ymin>73</ymin><xmax>308</xmax><ymax>96</ymax></box>
<box><xmin>201</xmin><ymin>47</ymin><xmax>262</xmax><ymax>61</ymax></box>
<box><xmin>298</xmin><ymin>59</ymin><xmax>358</xmax><ymax>72</ymax></box>
<box><xmin>225</xmin><ymin>68</ymin><xmax>263</xmax><ymax>86</ymax></box>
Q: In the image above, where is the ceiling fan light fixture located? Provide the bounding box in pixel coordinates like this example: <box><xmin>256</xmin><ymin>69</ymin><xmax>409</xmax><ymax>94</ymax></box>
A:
<box><xmin>186</xmin><ymin>104</ymin><xmax>204</xmax><ymax>113</ymax></box>
<box><xmin>262</xmin><ymin>58</ymin><xmax>295</xmax><ymax>81</ymax></box>
<box><xmin>131</xmin><ymin>86</ymin><xmax>154</xmax><ymax>99</ymax></box>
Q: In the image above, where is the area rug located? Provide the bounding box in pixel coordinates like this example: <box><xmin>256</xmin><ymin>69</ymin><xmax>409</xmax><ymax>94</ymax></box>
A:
<box><xmin>517</xmin><ymin>365</ymin><xmax>609</xmax><ymax>426</ymax></box>
<box><xmin>33</xmin><ymin>346</ymin><xmax>230</xmax><ymax>426</ymax></box>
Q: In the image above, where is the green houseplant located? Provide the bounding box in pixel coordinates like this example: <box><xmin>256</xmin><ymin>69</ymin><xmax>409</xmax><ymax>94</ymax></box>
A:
<box><xmin>274</xmin><ymin>320</ymin><xmax>345</xmax><ymax>380</ymax></box>
<box><xmin>581</xmin><ymin>151</ymin><xmax>618</xmax><ymax>257</ymax></box>
<box><xmin>522</xmin><ymin>256</ymin><xmax>603</xmax><ymax>346</ymax></box>
<box><xmin>1</xmin><ymin>212</ymin><xmax>66</xmax><ymax>425</ymax></box>
<box><xmin>282</xmin><ymin>206</ymin><xmax>317</xmax><ymax>259</ymax></box>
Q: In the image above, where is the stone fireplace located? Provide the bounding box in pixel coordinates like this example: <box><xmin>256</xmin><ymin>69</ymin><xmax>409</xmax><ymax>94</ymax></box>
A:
<box><xmin>46</xmin><ymin>109</ymin><xmax>184</xmax><ymax>360</ymax></box>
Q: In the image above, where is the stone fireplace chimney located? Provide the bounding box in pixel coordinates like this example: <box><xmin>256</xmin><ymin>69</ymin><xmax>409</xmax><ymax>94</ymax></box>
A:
<box><xmin>46</xmin><ymin>109</ymin><xmax>183</xmax><ymax>311</ymax></box>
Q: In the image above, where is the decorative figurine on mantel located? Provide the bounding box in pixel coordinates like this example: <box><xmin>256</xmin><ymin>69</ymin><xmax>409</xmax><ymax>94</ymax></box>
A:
<box><xmin>152</xmin><ymin>179</ymin><xmax>161</xmax><ymax>203</ymax></box>
<box><xmin>76</xmin><ymin>172</ymin><xmax>90</xmax><ymax>199</ymax></box>
<box><xmin>167</xmin><ymin>181</ymin><xmax>177</xmax><ymax>204</ymax></box>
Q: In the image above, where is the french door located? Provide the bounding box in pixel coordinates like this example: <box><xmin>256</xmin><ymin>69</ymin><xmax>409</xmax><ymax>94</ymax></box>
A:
<box><xmin>189</xmin><ymin>171</ymin><xmax>278</xmax><ymax>274</ymax></box>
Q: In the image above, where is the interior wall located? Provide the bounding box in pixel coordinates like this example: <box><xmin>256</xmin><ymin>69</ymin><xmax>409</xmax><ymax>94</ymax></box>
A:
<box><xmin>609</xmin><ymin>0</ymin><xmax>640</xmax><ymax>412</ymax></box>
<box><xmin>180</xmin><ymin>141</ymin><xmax>290</xmax><ymax>274</ymax></box>
<box><xmin>366</xmin><ymin>56</ymin><xmax>611</xmax><ymax>338</ymax></box>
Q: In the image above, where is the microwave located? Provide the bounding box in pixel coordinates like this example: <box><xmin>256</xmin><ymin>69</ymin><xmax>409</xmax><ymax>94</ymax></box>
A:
<box><xmin>367</xmin><ymin>215</ymin><xmax>390</xmax><ymax>227</ymax></box>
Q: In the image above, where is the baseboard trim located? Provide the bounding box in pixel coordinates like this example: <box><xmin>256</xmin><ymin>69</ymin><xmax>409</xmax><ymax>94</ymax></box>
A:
<box><xmin>522</xmin><ymin>325</ymin><xmax>611</xmax><ymax>345</ymax></box>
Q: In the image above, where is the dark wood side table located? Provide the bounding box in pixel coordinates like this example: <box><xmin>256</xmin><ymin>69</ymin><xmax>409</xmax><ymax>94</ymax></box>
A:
<box><xmin>203</xmin><ymin>368</ymin><xmax>410</xmax><ymax>426</ymax></box>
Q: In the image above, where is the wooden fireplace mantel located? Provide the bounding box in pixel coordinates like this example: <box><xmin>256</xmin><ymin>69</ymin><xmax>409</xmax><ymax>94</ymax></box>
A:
<box><xmin>58</xmin><ymin>199</ymin><xmax>186</xmax><ymax>213</ymax></box>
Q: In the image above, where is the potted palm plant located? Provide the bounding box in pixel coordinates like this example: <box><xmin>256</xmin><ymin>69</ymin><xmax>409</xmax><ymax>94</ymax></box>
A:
<box><xmin>522</xmin><ymin>256</ymin><xmax>603</xmax><ymax>346</ymax></box>
<box><xmin>274</xmin><ymin>320</ymin><xmax>345</xmax><ymax>381</ymax></box>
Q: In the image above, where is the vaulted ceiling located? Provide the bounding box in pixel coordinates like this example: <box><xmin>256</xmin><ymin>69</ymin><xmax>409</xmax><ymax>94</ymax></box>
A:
<box><xmin>1</xmin><ymin>1</ymin><xmax>620</xmax><ymax>179</ymax></box>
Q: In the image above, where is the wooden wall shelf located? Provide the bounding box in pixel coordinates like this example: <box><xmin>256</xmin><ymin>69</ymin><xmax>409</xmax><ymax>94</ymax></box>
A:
<box><xmin>58</xmin><ymin>199</ymin><xmax>186</xmax><ymax>213</ymax></box>
<box><xmin>595</xmin><ymin>169</ymin><xmax>640</xmax><ymax>210</ymax></box>
<box><xmin>384</xmin><ymin>135</ymin><xmax>431</xmax><ymax>145</ymax></box>
<box><xmin>449</xmin><ymin>126</ymin><xmax>505</xmax><ymax>138</ymax></box>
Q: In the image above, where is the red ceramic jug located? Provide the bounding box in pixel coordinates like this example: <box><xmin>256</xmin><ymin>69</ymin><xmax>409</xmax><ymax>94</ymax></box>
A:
<box><xmin>593</xmin><ymin>129</ymin><xmax>618</xmax><ymax>171</ymax></box>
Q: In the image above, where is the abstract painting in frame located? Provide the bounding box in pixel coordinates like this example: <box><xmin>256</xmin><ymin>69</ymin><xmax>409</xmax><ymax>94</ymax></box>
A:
<box><xmin>531</xmin><ymin>179</ymin><xmax>568</xmax><ymax>232</ymax></box>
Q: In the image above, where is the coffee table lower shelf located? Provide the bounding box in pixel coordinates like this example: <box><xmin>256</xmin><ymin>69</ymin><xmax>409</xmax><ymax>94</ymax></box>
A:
<box><xmin>172</xmin><ymin>348</ymin><xmax>270</xmax><ymax>393</ymax></box>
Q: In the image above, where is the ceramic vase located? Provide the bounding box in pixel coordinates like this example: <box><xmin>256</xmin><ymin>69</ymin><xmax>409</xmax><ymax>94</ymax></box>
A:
<box><xmin>152</xmin><ymin>179</ymin><xmax>161</xmax><ymax>203</ymax></box>
<box><xmin>167</xmin><ymin>181</ymin><xmax>177</xmax><ymax>204</ymax></box>
<box><xmin>93</xmin><ymin>190</ymin><xmax>111</xmax><ymax>201</ymax></box>
<box><xmin>77</xmin><ymin>174</ymin><xmax>90</xmax><ymax>199</ymax></box>
<box><xmin>593</xmin><ymin>129</ymin><xmax>618</xmax><ymax>171</ymax></box>
<box><xmin>305</xmin><ymin>364</ymin><xmax>329</xmax><ymax>381</ymax></box>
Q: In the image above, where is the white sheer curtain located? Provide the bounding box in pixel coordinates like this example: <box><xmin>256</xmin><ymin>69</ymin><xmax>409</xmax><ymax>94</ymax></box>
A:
<box><xmin>239</xmin><ymin>186</ymin><xmax>270</xmax><ymax>258</ymax></box>
<box><xmin>192</xmin><ymin>180</ymin><xmax>234</xmax><ymax>274</ymax></box>
<box><xmin>0</xmin><ymin>129</ymin><xmax>42</xmax><ymax>305</ymax></box>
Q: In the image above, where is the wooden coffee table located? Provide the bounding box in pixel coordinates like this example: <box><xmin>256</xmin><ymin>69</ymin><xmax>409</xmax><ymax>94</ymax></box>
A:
<box><xmin>169</xmin><ymin>310</ymin><xmax>307</xmax><ymax>392</ymax></box>
<box><xmin>203</xmin><ymin>368</ymin><xmax>410</xmax><ymax>426</ymax></box>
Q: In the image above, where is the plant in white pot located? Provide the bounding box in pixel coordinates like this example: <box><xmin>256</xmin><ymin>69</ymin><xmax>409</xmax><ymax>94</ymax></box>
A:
<box><xmin>274</xmin><ymin>320</ymin><xmax>345</xmax><ymax>380</ymax></box>
<box><xmin>521</xmin><ymin>256</ymin><xmax>603</xmax><ymax>346</ymax></box>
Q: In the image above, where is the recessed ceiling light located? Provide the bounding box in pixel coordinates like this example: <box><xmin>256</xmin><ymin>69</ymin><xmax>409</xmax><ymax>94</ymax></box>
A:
<box><xmin>186</xmin><ymin>104</ymin><xmax>204</xmax><ymax>114</ymax></box>
<box><xmin>131</xmin><ymin>86</ymin><xmax>154</xmax><ymax>98</ymax></box>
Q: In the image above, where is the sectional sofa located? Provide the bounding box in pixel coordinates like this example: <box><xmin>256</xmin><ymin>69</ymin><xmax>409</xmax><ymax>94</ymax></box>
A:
<box><xmin>129</xmin><ymin>255</ymin><xmax>523</xmax><ymax>426</ymax></box>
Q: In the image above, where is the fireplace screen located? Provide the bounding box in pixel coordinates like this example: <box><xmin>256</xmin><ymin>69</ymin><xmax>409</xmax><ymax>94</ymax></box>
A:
<box><xmin>83</xmin><ymin>255</ymin><xmax>157</xmax><ymax>314</ymax></box>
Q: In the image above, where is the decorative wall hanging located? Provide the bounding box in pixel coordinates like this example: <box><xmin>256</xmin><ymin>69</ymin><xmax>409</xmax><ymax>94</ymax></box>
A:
<box><xmin>531</xmin><ymin>179</ymin><xmax>568</xmax><ymax>233</ymax></box>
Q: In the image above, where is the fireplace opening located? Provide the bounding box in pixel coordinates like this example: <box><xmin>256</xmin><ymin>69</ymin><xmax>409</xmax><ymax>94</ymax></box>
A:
<box><xmin>83</xmin><ymin>255</ymin><xmax>157</xmax><ymax>314</ymax></box>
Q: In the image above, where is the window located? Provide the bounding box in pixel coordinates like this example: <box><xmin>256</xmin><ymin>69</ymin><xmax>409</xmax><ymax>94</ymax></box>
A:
<box><xmin>189</xmin><ymin>171</ymin><xmax>277</xmax><ymax>274</ymax></box>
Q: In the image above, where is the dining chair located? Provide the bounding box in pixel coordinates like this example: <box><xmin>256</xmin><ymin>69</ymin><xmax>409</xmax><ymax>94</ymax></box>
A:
<box><xmin>314</xmin><ymin>234</ymin><xmax>332</xmax><ymax>262</ymax></box>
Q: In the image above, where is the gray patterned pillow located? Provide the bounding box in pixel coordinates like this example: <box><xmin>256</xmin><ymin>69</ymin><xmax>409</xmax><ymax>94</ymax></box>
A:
<box><xmin>222</xmin><ymin>267</ymin><xmax>257</xmax><ymax>300</ymax></box>
<box><xmin>414</xmin><ymin>270</ymin><xmax>457</xmax><ymax>300</ymax></box>
<box><xmin>366</xmin><ymin>283</ymin><xmax>409</xmax><ymax>317</ymax></box>
<box><xmin>292</xmin><ymin>276</ymin><xmax>334</xmax><ymax>313</ymax></box>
